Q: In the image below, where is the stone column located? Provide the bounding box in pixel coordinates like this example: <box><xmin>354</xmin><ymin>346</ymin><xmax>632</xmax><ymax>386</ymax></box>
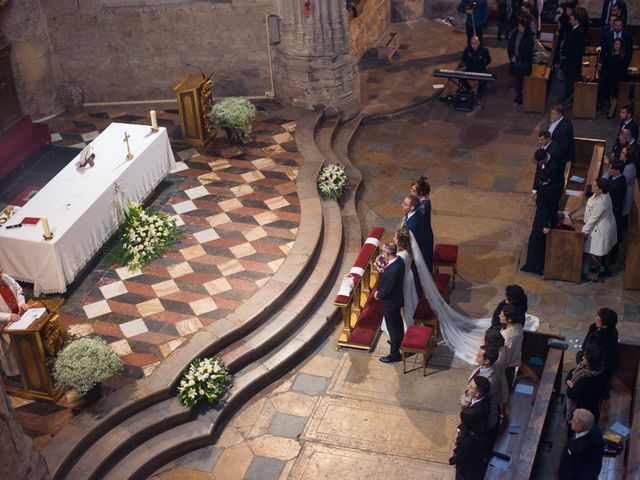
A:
<box><xmin>272</xmin><ymin>0</ymin><xmax>361</xmax><ymax>119</ymax></box>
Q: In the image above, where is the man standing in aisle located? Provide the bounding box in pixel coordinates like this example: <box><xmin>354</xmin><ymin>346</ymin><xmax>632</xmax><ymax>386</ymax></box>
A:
<box><xmin>375</xmin><ymin>242</ymin><xmax>405</xmax><ymax>363</ymax></box>
<box><xmin>0</xmin><ymin>266</ymin><xmax>29</xmax><ymax>383</ymax></box>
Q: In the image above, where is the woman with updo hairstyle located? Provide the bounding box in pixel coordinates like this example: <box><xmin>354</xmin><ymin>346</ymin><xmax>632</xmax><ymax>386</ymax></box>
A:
<box><xmin>577</xmin><ymin>307</ymin><xmax>619</xmax><ymax>382</ymax></box>
<box><xmin>386</xmin><ymin>227</ymin><xmax>419</xmax><ymax>331</ymax></box>
<box><xmin>410</xmin><ymin>176</ymin><xmax>434</xmax><ymax>271</ymax></box>
<box><xmin>582</xmin><ymin>177</ymin><xmax>617</xmax><ymax>280</ymax></box>
<box><xmin>491</xmin><ymin>284</ymin><xmax>528</xmax><ymax>327</ymax></box>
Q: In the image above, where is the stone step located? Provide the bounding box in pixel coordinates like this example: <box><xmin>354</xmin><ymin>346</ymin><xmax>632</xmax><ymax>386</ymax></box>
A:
<box><xmin>43</xmin><ymin>111</ymin><xmax>327</xmax><ymax>480</ymax></box>
<box><xmin>100</xmin><ymin>200</ymin><xmax>342</xmax><ymax>480</ymax></box>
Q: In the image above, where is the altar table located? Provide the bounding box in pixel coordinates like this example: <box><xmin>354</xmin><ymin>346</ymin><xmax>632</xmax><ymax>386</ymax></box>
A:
<box><xmin>0</xmin><ymin>123</ymin><xmax>175</xmax><ymax>295</ymax></box>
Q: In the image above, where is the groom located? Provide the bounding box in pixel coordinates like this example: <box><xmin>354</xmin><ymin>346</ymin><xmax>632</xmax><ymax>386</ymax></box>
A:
<box><xmin>375</xmin><ymin>242</ymin><xmax>405</xmax><ymax>363</ymax></box>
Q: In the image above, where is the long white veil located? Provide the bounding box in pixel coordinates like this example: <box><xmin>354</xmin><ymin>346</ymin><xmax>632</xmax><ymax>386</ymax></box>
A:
<box><xmin>408</xmin><ymin>232</ymin><xmax>540</xmax><ymax>364</ymax></box>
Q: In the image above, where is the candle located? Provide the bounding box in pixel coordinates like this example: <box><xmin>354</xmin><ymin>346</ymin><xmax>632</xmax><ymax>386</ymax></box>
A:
<box><xmin>150</xmin><ymin>110</ymin><xmax>158</xmax><ymax>130</ymax></box>
<box><xmin>42</xmin><ymin>216</ymin><xmax>51</xmax><ymax>238</ymax></box>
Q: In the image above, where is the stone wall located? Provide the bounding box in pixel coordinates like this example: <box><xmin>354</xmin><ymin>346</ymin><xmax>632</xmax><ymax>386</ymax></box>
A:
<box><xmin>349</xmin><ymin>0</ymin><xmax>391</xmax><ymax>61</ymax></box>
<box><xmin>391</xmin><ymin>0</ymin><xmax>423</xmax><ymax>21</ymax></box>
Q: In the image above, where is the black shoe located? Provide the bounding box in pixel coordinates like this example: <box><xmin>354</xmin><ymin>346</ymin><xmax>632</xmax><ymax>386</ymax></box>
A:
<box><xmin>380</xmin><ymin>354</ymin><xmax>402</xmax><ymax>363</ymax></box>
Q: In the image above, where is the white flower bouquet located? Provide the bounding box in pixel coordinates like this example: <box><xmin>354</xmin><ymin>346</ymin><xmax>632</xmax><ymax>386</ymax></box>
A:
<box><xmin>113</xmin><ymin>203</ymin><xmax>182</xmax><ymax>271</ymax></box>
<box><xmin>317</xmin><ymin>163</ymin><xmax>348</xmax><ymax>201</ymax></box>
<box><xmin>177</xmin><ymin>357</ymin><xmax>232</xmax><ymax>407</ymax></box>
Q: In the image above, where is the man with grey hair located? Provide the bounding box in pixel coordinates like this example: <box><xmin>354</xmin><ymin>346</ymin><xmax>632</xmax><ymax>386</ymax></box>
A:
<box><xmin>375</xmin><ymin>242</ymin><xmax>405</xmax><ymax>363</ymax></box>
<box><xmin>559</xmin><ymin>408</ymin><xmax>603</xmax><ymax>479</ymax></box>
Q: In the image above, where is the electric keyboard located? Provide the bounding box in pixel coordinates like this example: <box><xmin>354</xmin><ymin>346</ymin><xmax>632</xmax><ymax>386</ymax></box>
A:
<box><xmin>433</xmin><ymin>69</ymin><xmax>496</xmax><ymax>82</ymax></box>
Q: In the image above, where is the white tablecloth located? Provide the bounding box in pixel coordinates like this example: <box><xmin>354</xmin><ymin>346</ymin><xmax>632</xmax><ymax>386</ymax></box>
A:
<box><xmin>0</xmin><ymin>123</ymin><xmax>175</xmax><ymax>295</ymax></box>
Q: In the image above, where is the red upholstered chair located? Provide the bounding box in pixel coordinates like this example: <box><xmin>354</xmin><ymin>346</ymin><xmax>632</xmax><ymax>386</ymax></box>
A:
<box><xmin>434</xmin><ymin>244</ymin><xmax>459</xmax><ymax>288</ymax></box>
<box><xmin>400</xmin><ymin>325</ymin><xmax>434</xmax><ymax>376</ymax></box>
<box><xmin>432</xmin><ymin>272</ymin><xmax>452</xmax><ymax>303</ymax></box>
<box><xmin>412</xmin><ymin>298</ymin><xmax>439</xmax><ymax>338</ymax></box>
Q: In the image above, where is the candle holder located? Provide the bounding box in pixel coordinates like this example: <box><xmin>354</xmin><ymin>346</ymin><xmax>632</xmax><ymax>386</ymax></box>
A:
<box><xmin>43</xmin><ymin>232</ymin><xmax>54</xmax><ymax>241</ymax></box>
<box><xmin>150</xmin><ymin>126</ymin><xmax>159</xmax><ymax>133</ymax></box>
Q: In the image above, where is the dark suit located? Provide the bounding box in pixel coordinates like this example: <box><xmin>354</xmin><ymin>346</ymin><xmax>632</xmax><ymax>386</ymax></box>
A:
<box><xmin>533</xmin><ymin>158</ymin><xmax>564</xmax><ymax>198</ymax></box>
<box><xmin>614</xmin><ymin>120</ymin><xmax>639</xmax><ymax>156</ymax></box>
<box><xmin>601</xmin><ymin>0</ymin><xmax>628</xmax><ymax>27</ymax></box>
<box><xmin>507</xmin><ymin>29</ymin><xmax>534</xmax><ymax>102</ymax></box>
<box><xmin>609</xmin><ymin>174</ymin><xmax>627</xmax><ymax>263</ymax></box>
<box><xmin>377</xmin><ymin>256</ymin><xmax>405</xmax><ymax>358</ymax></box>
<box><xmin>600</xmin><ymin>29</ymin><xmax>633</xmax><ymax>67</ymax></box>
<box><xmin>469</xmin><ymin>396</ymin><xmax>491</xmax><ymax>429</ymax></box>
<box><xmin>559</xmin><ymin>425</ymin><xmax>604</xmax><ymax>480</ymax></box>
<box><xmin>449</xmin><ymin>432</ymin><xmax>489</xmax><ymax>480</ymax></box>
<box><xmin>560</xmin><ymin>25</ymin><xmax>587</xmax><ymax>99</ymax></box>
<box><xmin>550</xmin><ymin>117</ymin><xmax>575</xmax><ymax>166</ymax></box>
<box><xmin>543</xmin><ymin>139</ymin><xmax>563</xmax><ymax>166</ymax></box>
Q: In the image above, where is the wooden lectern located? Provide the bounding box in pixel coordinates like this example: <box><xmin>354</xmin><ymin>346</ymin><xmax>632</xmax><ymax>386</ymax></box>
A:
<box><xmin>4</xmin><ymin>298</ymin><xmax>65</xmax><ymax>402</ymax></box>
<box><xmin>172</xmin><ymin>73</ymin><xmax>216</xmax><ymax>148</ymax></box>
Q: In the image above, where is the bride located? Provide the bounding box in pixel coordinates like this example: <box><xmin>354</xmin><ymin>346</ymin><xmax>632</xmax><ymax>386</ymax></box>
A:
<box><xmin>404</xmin><ymin>231</ymin><xmax>540</xmax><ymax>364</ymax></box>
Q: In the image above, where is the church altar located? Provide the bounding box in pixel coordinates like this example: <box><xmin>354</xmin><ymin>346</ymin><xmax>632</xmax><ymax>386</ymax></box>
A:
<box><xmin>0</xmin><ymin>123</ymin><xmax>175</xmax><ymax>295</ymax></box>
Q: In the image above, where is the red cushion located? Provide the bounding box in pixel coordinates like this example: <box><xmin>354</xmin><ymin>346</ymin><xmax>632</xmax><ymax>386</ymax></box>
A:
<box><xmin>348</xmin><ymin>287</ymin><xmax>384</xmax><ymax>346</ymax></box>
<box><xmin>432</xmin><ymin>272</ymin><xmax>451</xmax><ymax>294</ymax></box>
<box><xmin>401</xmin><ymin>325</ymin><xmax>433</xmax><ymax>350</ymax></box>
<box><xmin>434</xmin><ymin>244</ymin><xmax>458</xmax><ymax>263</ymax></box>
<box><xmin>413</xmin><ymin>298</ymin><xmax>437</xmax><ymax>321</ymax></box>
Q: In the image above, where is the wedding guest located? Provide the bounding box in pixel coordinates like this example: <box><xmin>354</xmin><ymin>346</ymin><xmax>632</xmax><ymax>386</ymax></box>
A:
<box><xmin>464</xmin><ymin>375</ymin><xmax>492</xmax><ymax>429</ymax></box>
<box><xmin>499</xmin><ymin>305</ymin><xmax>524</xmax><ymax>389</ymax></box>
<box><xmin>521</xmin><ymin>171</ymin><xmax>557</xmax><ymax>275</ymax></box>
<box><xmin>449</xmin><ymin>407</ymin><xmax>489</xmax><ymax>480</ymax></box>
<box><xmin>0</xmin><ymin>265</ymin><xmax>29</xmax><ymax>383</ymax></box>
<box><xmin>559</xmin><ymin>13</ymin><xmax>586</xmax><ymax>103</ymax></box>
<box><xmin>577</xmin><ymin>307</ymin><xmax>619</xmax><ymax>383</ymax></box>
<box><xmin>605</xmin><ymin>161</ymin><xmax>627</xmax><ymax>265</ymax></box>
<box><xmin>600</xmin><ymin>16</ymin><xmax>632</xmax><ymax>66</ymax></box>
<box><xmin>604</xmin><ymin>150</ymin><xmax>636</xmax><ymax>236</ymax></box>
<box><xmin>507</xmin><ymin>19</ymin><xmax>535</xmax><ymax>105</ymax></box>
<box><xmin>548</xmin><ymin>104</ymin><xmax>575</xmax><ymax>167</ymax></box>
<box><xmin>538</xmin><ymin>129</ymin><xmax>562</xmax><ymax>167</ymax></box>
<box><xmin>616</xmin><ymin>105</ymin><xmax>638</xmax><ymax>142</ymax></box>
<box><xmin>599</xmin><ymin>38</ymin><xmax>628</xmax><ymax>119</ymax></box>
<box><xmin>533</xmin><ymin>148</ymin><xmax>563</xmax><ymax>200</ymax></box>
<box><xmin>601</xmin><ymin>0</ymin><xmax>628</xmax><ymax>27</ymax></box>
<box><xmin>491</xmin><ymin>284</ymin><xmax>528</xmax><ymax>327</ymax></box>
<box><xmin>375</xmin><ymin>242</ymin><xmax>405</xmax><ymax>363</ymax></box>
<box><xmin>484</xmin><ymin>327</ymin><xmax>507</xmax><ymax>372</ymax></box>
<box><xmin>559</xmin><ymin>409</ymin><xmax>604</xmax><ymax>480</ymax></box>
<box><xmin>582</xmin><ymin>177</ymin><xmax>618</xmax><ymax>280</ymax></box>
<box><xmin>410</xmin><ymin>177</ymin><xmax>434</xmax><ymax>271</ymax></box>
<box><xmin>565</xmin><ymin>345</ymin><xmax>607</xmax><ymax>422</ymax></box>
<box><xmin>497</xmin><ymin>0</ymin><xmax>512</xmax><ymax>41</ymax></box>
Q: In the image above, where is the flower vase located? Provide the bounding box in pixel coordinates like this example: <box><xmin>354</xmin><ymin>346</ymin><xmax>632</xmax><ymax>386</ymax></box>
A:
<box><xmin>225</xmin><ymin>128</ymin><xmax>241</xmax><ymax>145</ymax></box>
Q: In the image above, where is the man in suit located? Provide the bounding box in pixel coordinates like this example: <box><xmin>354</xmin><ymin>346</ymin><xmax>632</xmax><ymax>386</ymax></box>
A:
<box><xmin>462</xmin><ymin>375</ymin><xmax>491</xmax><ymax>429</ymax></box>
<box><xmin>533</xmin><ymin>148</ymin><xmax>564</xmax><ymax>199</ymax></box>
<box><xmin>461</xmin><ymin>346</ymin><xmax>507</xmax><ymax>447</ymax></box>
<box><xmin>375</xmin><ymin>242</ymin><xmax>405</xmax><ymax>363</ymax></box>
<box><xmin>601</xmin><ymin>0</ymin><xmax>627</xmax><ymax>28</ymax></box>
<box><xmin>600</xmin><ymin>16</ymin><xmax>633</xmax><ymax>67</ymax></box>
<box><xmin>538</xmin><ymin>130</ymin><xmax>562</xmax><ymax>165</ymax></box>
<box><xmin>548</xmin><ymin>104</ymin><xmax>575</xmax><ymax>167</ymax></box>
<box><xmin>402</xmin><ymin>195</ymin><xmax>427</xmax><ymax>260</ymax></box>
<box><xmin>618</xmin><ymin>105</ymin><xmax>638</xmax><ymax>142</ymax></box>
<box><xmin>560</xmin><ymin>14</ymin><xmax>586</xmax><ymax>103</ymax></box>
<box><xmin>559</xmin><ymin>408</ymin><xmax>604</xmax><ymax>479</ymax></box>
<box><xmin>612</xmin><ymin>128</ymin><xmax>635</xmax><ymax>160</ymax></box>
<box><xmin>607</xmin><ymin>161</ymin><xmax>627</xmax><ymax>265</ymax></box>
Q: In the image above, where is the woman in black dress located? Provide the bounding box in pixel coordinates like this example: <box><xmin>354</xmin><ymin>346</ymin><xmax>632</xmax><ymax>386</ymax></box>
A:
<box><xmin>565</xmin><ymin>345</ymin><xmax>606</xmax><ymax>422</ymax></box>
<box><xmin>521</xmin><ymin>171</ymin><xmax>557</xmax><ymax>275</ymax></box>
<box><xmin>600</xmin><ymin>39</ymin><xmax>628</xmax><ymax>118</ymax></box>
<box><xmin>449</xmin><ymin>407</ymin><xmax>489</xmax><ymax>480</ymax></box>
<box><xmin>576</xmin><ymin>307</ymin><xmax>619</xmax><ymax>382</ymax></box>
<box><xmin>411</xmin><ymin>176</ymin><xmax>434</xmax><ymax>271</ymax></box>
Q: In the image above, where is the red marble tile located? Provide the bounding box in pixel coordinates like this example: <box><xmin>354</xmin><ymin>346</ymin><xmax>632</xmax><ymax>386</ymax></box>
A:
<box><xmin>238</xmin><ymin>259</ymin><xmax>274</xmax><ymax>274</ymax></box>
<box><xmin>121</xmin><ymin>352</ymin><xmax>162</xmax><ymax>367</ymax></box>
<box><xmin>61</xmin><ymin>314</ymin><xmax>88</xmax><ymax>327</ymax></box>
<box><xmin>263</xmin><ymin>226</ymin><xmax>297</xmax><ymax>239</ymax></box>
<box><xmin>107</xmin><ymin>300</ymin><xmax>141</xmax><ymax>318</ymax></box>
<box><xmin>122</xmin><ymin>281</ymin><xmax>156</xmax><ymax>297</ymax></box>
<box><xmin>227</xmin><ymin>277</ymin><xmax>258</xmax><ymax>292</ymax></box>
<box><xmin>216</xmin><ymin>172</ymin><xmax>245</xmax><ymax>183</ymax></box>
<box><xmin>253</xmin><ymin>242</ymin><xmax>288</xmax><ymax>256</ymax></box>
<box><xmin>209</xmin><ymin>237</ymin><xmax>245</xmax><ymax>248</ymax></box>
<box><xmin>275</xmin><ymin>211</ymin><xmax>301</xmax><ymax>222</ymax></box>
<box><xmin>205</xmin><ymin>186</ymin><xmax>235</xmax><ymax>196</ymax></box>
<box><xmin>216</xmin><ymin>222</ymin><xmax>255</xmax><ymax>233</ymax></box>
<box><xmin>177</xmin><ymin>214</ymin><xmax>211</xmax><ymax>227</ymax></box>
<box><xmin>142</xmin><ymin>264</ymin><xmax>171</xmax><ymax>279</ymax></box>
<box><xmin>178</xmin><ymin>271</ymin><xmax>219</xmax><ymax>284</ymax></box>
<box><xmin>147</xmin><ymin>310</ymin><xmax>193</xmax><ymax>324</ymax></box>
<box><xmin>162</xmin><ymin>290</ymin><xmax>207</xmax><ymax>304</ymax></box>
<box><xmin>192</xmin><ymin>198</ymin><xmax>223</xmax><ymax>213</ymax></box>
<box><xmin>130</xmin><ymin>331</ymin><xmax>177</xmax><ymax>345</ymax></box>
<box><xmin>210</xmin><ymin>296</ymin><xmax>242</xmax><ymax>311</ymax></box>
<box><xmin>233</xmin><ymin>206</ymin><xmax>269</xmax><ymax>218</ymax></box>
<box><xmin>93</xmin><ymin>320</ymin><xmax>124</xmax><ymax>338</ymax></box>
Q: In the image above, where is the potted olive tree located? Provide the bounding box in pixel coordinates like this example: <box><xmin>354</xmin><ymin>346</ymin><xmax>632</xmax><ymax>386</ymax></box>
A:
<box><xmin>54</xmin><ymin>337</ymin><xmax>123</xmax><ymax>401</ymax></box>
<box><xmin>209</xmin><ymin>97</ymin><xmax>257</xmax><ymax>144</ymax></box>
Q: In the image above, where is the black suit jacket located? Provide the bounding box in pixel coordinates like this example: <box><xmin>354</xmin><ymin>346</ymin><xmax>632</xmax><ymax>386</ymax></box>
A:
<box><xmin>376</xmin><ymin>257</ymin><xmax>404</xmax><ymax>311</ymax></box>
<box><xmin>543</xmin><ymin>140</ymin><xmax>563</xmax><ymax>165</ymax></box>
<box><xmin>404</xmin><ymin>211</ymin><xmax>425</xmax><ymax>255</ymax></box>
<box><xmin>533</xmin><ymin>158</ymin><xmax>564</xmax><ymax>194</ymax></box>
<box><xmin>617</xmin><ymin>119</ymin><xmax>639</xmax><ymax>144</ymax></box>
<box><xmin>469</xmin><ymin>396</ymin><xmax>491</xmax><ymax>427</ymax></box>
<box><xmin>609</xmin><ymin>175</ymin><xmax>627</xmax><ymax>223</ymax></box>
<box><xmin>601</xmin><ymin>0</ymin><xmax>628</xmax><ymax>26</ymax></box>
<box><xmin>561</xmin><ymin>26</ymin><xmax>587</xmax><ymax>72</ymax></box>
<box><xmin>507</xmin><ymin>30</ymin><xmax>534</xmax><ymax>76</ymax></box>
<box><xmin>559</xmin><ymin>425</ymin><xmax>604</xmax><ymax>480</ymax></box>
<box><xmin>550</xmin><ymin>117</ymin><xmax>575</xmax><ymax>164</ymax></box>
<box><xmin>600</xmin><ymin>29</ymin><xmax>633</xmax><ymax>66</ymax></box>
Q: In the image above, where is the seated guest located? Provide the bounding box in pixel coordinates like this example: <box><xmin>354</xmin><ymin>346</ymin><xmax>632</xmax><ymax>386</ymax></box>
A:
<box><xmin>559</xmin><ymin>409</ymin><xmax>604</xmax><ymax>480</ymax></box>
<box><xmin>565</xmin><ymin>346</ymin><xmax>607</xmax><ymax>422</ymax></box>
<box><xmin>521</xmin><ymin>171</ymin><xmax>557</xmax><ymax>276</ymax></box>
<box><xmin>460</xmin><ymin>36</ymin><xmax>492</xmax><ymax>97</ymax></box>
<box><xmin>507</xmin><ymin>19</ymin><xmax>535</xmax><ymax>105</ymax></box>
<box><xmin>0</xmin><ymin>265</ymin><xmax>30</xmax><ymax>383</ymax></box>
<box><xmin>582</xmin><ymin>177</ymin><xmax>618</xmax><ymax>280</ymax></box>
<box><xmin>577</xmin><ymin>307</ymin><xmax>619</xmax><ymax>381</ymax></box>
<box><xmin>461</xmin><ymin>375</ymin><xmax>492</xmax><ymax>430</ymax></box>
<box><xmin>499</xmin><ymin>305</ymin><xmax>524</xmax><ymax>389</ymax></box>
<box><xmin>449</xmin><ymin>407</ymin><xmax>489</xmax><ymax>480</ymax></box>
<box><xmin>491</xmin><ymin>284</ymin><xmax>528</xmax><ymax>327</ymax></box>
<box><xmin>599</xmin><ymin>38</ymin><xmax>629</xmax><ymax>119</ymax></box>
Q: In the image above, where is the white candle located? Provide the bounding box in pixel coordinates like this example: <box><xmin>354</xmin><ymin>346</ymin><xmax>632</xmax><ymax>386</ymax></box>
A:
<box><xmin>42</xmin><ymin>216</ymin><xmax>52</xmax><ymax>237</ymax></box>
<box><xmin>150</xmin><ymin>110</ymin><xmax>158</xmax><ymax>130</ymax></box>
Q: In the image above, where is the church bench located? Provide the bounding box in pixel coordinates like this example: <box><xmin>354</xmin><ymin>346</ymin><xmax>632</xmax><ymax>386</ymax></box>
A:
<box><xmin>624</xmin><ymin>182</ymin><xmax>640</xmax><ymax>289</ymax></box>
<box><xmin>625</xmin><ymin>343</ymin><xmax>640</xmax><ymax>478</ymax></box>
<box><xmin>544</xmin><ymin>137</ymin><xmax>606</xmax><ymax>283</ymax></box>
<box><xmin>523</xmin><ymin>25</ymin><xmax>557</xmax><ymax>114</ymax></box>
<box><xmin>485</xmin><ymin>331</ymin><xmax>565</xmax><ymax>479</ymax></box>
<box><xmin>335</xmin><ymin>227</ymin><xmax>385</xmax><ymax>350</ymax></box>
<box><xmin>573</xmin><ymin>52</ymin><xmax>599</xmax><ymax>120</ymax></box>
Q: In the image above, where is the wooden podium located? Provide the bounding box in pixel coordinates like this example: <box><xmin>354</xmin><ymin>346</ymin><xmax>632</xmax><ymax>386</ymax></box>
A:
<box><xmin>4</xmin><ymin>298</ymin><xmax>65</xmax><ymax>402</ymax></box>
<box><xmin>172</xmin><ymin>73</ymin><xmax>216</xmax><ymax>148</ymax></box>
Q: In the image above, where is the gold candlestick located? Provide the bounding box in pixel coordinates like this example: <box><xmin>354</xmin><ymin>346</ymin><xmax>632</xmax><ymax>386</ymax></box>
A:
<box><xmin>124</xmin><ymin>132</ymin><xmax>133</xmax><ymax>160</ymax></box>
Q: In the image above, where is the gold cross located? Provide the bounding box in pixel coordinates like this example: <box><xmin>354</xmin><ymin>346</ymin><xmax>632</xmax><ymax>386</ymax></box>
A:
<box><xmin>123</xmin><ymin>132</ymin><xmax>133</xmax><ymax>160</ymax></box>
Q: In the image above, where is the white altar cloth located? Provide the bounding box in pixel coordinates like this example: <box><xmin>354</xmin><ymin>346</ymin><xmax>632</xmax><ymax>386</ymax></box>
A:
<box><xmin>0</xmin><ymin>123</ymin><xmax>175</xmax><ymax>295</ymax></box>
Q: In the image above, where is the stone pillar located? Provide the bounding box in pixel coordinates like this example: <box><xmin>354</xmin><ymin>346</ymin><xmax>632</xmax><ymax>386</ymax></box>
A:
<box><xmin>273</xmin><ymin>0</ymin><xmax>361</xmax><ymax>119</ymax></box>
<box><xmin>0</xmin><ymin>0</ymin><xmax>61</xmax><ymax>118</ymax></box>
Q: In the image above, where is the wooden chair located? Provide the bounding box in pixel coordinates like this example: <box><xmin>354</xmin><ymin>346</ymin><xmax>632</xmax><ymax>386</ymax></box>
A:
<box><xmin>412</xmin><ymin>298</ymin><xmax>440</xmax><ymax>338</ymax></box>
<box><xmin>432</xmin><ymin>271</ymin><xmax>452</xmax><ymax>302</ymax></box>
<box><xmin>400</xmin><ymin>325</ymin><xmax>434</xmax><ymax>376</ymax></box>
<box><xmin>433</xmin><ymin>244</ymin><xmax>459</xmax><ymax>287</ymax></box>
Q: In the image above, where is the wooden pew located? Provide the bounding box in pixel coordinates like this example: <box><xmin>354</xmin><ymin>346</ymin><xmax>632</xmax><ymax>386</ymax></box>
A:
<box><xmin>484</xmin><ymin>331</ymin><xmax>565</xmax><ymax>479</ymax></box>
<box><xmin>625</xmin><ymin>343</ymin><xmax>640</xmax><ymax>478</ymax></box>
<box><xmin>524</xmin><ymin>26</ymin><xmax>557</xmax><ymax>114</ymax></box>
<box><xmin>544</xmin><ymin>138</ymin><xmax>605</xmax><ymax>282</ymax></box>
<box><xmin>624</xmin><ymin>182</ymin><xmax>640</xmax><ymax>289</ymax></box>
<box><xmin>573</xmin><ymin>51</ymin><xmax>600</xmax><ymax>120</ymax></box>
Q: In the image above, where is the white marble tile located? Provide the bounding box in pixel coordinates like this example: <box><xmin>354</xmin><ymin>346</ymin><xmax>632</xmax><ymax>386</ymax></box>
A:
<box><xmin>83</xmin><ymin>300</ymin><xmax>111</xmax><ymax>319</ymax></box>
<box><xmin>189</xmin><ymin>297</ymin><xmax>217</xmax><ymax>315</ymax></box>
<box><xmin>204</xmin><ymin>278</ymin><xmax>232</xmax><ymax>295</ymax></box>
<box><xmin>178</xmin><ymin>148</ymin><xmax>200</xmax><ymax>161</ymax></box>
<box><xmin>193</xmin><ymin>228</ymin><xmax>220</xmax><ymax>244</ymax></box>
<box><xmin>120</xmin><ymin>318</ymin><xmax>149</xmax><ymax>338</ymax></box>
<box><xmin>99</xmin><ymin>281</ymin><xmax>127</xmax><ymax>299</ymax></box>
<box><xmin>185</xmin><ymin>185</ymin><xmax>209</xmax><ymax>200</ymax></box>
<box><xmin>172</xmin><ymin>200</ymin><xmax>197</xmax><ymax>214</ymax></box>
<box><xmin>170</xmin><ymin>161</ymin><xmax>189</xmax><ymax>173</ymax></box>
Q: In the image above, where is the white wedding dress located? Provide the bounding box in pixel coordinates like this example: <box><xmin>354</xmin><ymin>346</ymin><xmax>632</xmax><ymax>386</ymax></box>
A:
<box><xmin>380</xmin><ymin>249</ymin><xmax>419</xmax><ymax>335</ymax></box>
<box><xmin>408</xmin><ymin>232</ymin><xmax>540</xmax><ymax>364</ymax></box>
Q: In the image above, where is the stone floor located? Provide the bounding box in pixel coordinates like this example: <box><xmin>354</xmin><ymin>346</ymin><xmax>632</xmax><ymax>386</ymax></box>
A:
<box><xmin>152</xmin><ymin>20</ymin><xmax>640</xmax><ymax>479</ymax></box>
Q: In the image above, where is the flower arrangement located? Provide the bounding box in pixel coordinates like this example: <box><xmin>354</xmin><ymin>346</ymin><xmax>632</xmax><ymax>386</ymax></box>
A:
<box><xmin>54</xmin><ymin>337</ymin><xmax>123</xmax><ymax>397</ymax></box>
<box><xmin>114</xmin><ymin>203</ymin><xmax>182</xmax><ymax>271</ymax></box>
<box><xmin>209</xmin><ymin>97</ymin><xmax>257</xmax><ymax>144</ymax></box>
<box><xmin>373</xmin><ymin>254</ymin><xmax>388</xmax><ymax>273</ymax></box>
<box><xmin>317</xmin><ymin>164</ymin><xmax>348</xmax><ymax>200</ymax></box>
<box><xmin>177</xmin><ymin>357</ymin><xmax>232</xmax><ymax>407</ymax></box>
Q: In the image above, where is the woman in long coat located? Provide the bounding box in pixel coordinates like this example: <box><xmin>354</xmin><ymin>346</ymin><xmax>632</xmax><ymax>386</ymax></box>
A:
<box><xmin>521</xmin><ymin>171</ymin><xmax>557</xmax><ymax>275</ymax></box>
<box><xmin>582</xmin><ymin>177</ymin><xmax>617</xmax><ymax>279</ymax></box>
